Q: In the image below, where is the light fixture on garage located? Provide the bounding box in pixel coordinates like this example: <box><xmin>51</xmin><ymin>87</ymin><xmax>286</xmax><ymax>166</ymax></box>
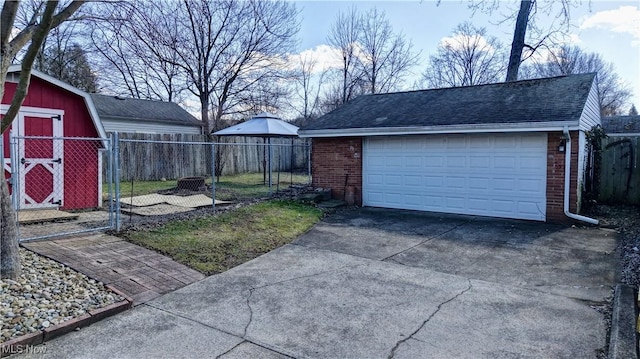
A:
<box><xmin>558</xmin><ymin>137</ymin><xmax>567</xmax><ymax>152</ymax></box>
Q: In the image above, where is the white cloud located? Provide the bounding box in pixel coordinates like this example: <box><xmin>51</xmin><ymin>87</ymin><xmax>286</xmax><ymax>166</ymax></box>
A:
<box><xmin>580</xmin><ymin>5</ymin><xmax>640</xmax><ymax>41</ymax></box>
<box><xmin>439</xmin><ymin>34</ymin><xmax>496</xmax><ymax>54</ymax></box>
<box><xmin>285</xmin><ymin>44</ymin><xmax>344</xmax><ymax>73</ymax></box>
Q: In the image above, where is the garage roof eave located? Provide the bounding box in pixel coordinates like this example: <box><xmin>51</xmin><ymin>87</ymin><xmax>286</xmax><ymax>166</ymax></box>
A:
<box><xmin>297</xmin><ymin>121</ymin><xmax>580</xmax><ymax>138</ymax></box>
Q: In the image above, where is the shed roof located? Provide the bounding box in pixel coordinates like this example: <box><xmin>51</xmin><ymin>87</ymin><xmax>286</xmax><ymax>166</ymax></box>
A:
<box><xmin>601</xmin><ymin>115</ymin><xmax>640</xmax><ymax>134</ymax></box>
<box><xmin>299</xmin><ymin>73</ymin><xmax>596</xmax><ymax>137</ymax></box>
<box><xmin>90</xmin><ymin>94</ymin><xmax>202</xmax><ymax>127</ymax></box>
<box><xmin>5</xmin><ymin>65</ymin><xmax>108</xmax><ymax>139</ymax></box>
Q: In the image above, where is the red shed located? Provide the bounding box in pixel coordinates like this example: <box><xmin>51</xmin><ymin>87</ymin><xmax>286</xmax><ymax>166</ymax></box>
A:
<box><xmin>2</xmin><ymin>65</ymin><xmax>107</xmax><ymax>211</ymax></box>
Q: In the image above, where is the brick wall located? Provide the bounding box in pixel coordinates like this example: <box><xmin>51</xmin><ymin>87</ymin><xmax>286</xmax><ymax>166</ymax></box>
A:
<box><xmin>312</xmin><ymin>133</ymin><xmax>581</xmax><ymax>223</ymax></box>
<box><xmin>546</xmin><ymin>131</ymin><xmax>579</xmax><ymax>222</ymax></box>
<box><xmin>311</xmin><ymin>137</ymin><xmax>363</xmax><ymax>204</ymax></box>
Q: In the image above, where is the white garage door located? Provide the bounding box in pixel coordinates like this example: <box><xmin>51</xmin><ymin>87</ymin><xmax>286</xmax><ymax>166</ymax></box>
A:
<box><xmin>363</xmin><ymin>133</ymin><xmax>547</xmax><ymax>221</ymax></box>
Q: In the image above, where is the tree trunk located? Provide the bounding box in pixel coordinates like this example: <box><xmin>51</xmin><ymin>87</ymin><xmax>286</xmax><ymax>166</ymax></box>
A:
<box><xmin>505</xmin><ymin>0</ymin><xmax>532</xmax><ymax>82</ymax></box>
<box><xmin>0</xmin><ymin>168</ymin><xmax>20</xmax><ymax>279</ymax></box>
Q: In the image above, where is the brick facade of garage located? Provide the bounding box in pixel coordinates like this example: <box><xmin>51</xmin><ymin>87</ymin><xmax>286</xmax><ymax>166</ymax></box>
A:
<box><xmin>311</xmin><ymin>137</ymin><xmax>363</xmax><ymax>206</ymax></box>
<box><xmin>312</xmin><ymin>132</ymin><xmax>581</xmax><ymax>223</ymax></box>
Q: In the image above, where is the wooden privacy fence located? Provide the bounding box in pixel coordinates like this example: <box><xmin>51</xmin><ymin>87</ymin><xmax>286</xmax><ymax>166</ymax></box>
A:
<box><xmin>598</xmin><ymin>136</ymin><xmax>640</xmax><ymax>204</ymax></box>
<box><xmin>114</xmin><ymin>133</ymin><xmax>309</xmax><ymax>181</ymax></box>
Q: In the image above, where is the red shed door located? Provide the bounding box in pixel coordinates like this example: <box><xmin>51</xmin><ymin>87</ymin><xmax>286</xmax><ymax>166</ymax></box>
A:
<box><xmin>17</xmin><ymin>111</ymin><xmax>64</xmax><ymax>209</ymax></box>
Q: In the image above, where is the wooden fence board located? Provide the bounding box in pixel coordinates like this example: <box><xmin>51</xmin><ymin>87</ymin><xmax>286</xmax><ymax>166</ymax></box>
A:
<box><xmin>113</xmin><ymin>133</ymin><xmax>309</xmax><ymax>181</ymax></box>
<box><xmin>598</xmin><ymin>136</ymin><xmax>640</xmax><ymax>204</ymax></box>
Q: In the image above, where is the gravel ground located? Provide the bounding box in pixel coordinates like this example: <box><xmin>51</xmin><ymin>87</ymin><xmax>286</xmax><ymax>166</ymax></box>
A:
<box><xmin>0</xmin><ymin>248</ymin><xmax>123</xmax><ymax>343</ymax></box>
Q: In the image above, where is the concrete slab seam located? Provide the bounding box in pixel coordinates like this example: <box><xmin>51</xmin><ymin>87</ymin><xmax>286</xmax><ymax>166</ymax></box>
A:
<box><xmin>381</xmin><ymin>220</ymin><xmax>472</xmax><ymax>262</ymax></box>
<box><xmin>387</xmin><ymin>279</ymin><xmax>473</xmax><ymax>359</ymax></box>
<box><xmin>214</xmin><ymin>340</ymin><xmax>246</xmax><ymax>359</ymax></box>
<box><xmin>142</xmin><ymin>303</ymin><xmax>296</xmax><ymax>358</ymax></box>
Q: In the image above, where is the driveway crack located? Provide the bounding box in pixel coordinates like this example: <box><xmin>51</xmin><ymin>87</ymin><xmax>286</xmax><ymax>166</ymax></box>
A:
<box><xmin>242</xmin><ymin>264</ymin><xmax>366</xmax><ymax>337</ymax></box>
<box><xmin>387</xmin><ymin>279</ymin><xmax>473</xmax><ymax>359</ymax></box>
<box><xmin>215</xmin><ymin>340</ymin><xmax>246</xmax><ymax>359</ymax></box>
<box><xmin>383</xmin><ymin>220</ymin><xmax>472</xmax><ymax>262</ymax></box>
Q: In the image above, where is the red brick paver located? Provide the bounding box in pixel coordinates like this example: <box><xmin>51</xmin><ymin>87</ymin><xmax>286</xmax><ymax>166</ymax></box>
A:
<box><xmin>22</xmin><ymin>234</ymin><xmax>205</xmax><ymax>305</ymax></box>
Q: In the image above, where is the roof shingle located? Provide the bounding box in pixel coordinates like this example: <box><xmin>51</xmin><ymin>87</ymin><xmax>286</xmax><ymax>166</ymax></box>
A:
<box><xmin>90</xmin><ymin>94</ymin><xmax>202</xmax><ymax>127</ymax></box>
<box><xmin>301</xmin><ymin>73</ymin><xmax>596</xmax><ymax>131</ymax></box>
<box><xmin>601</xmin><ymin>115</ymin><xmax>640</xmax><ymax>134</ymax></box>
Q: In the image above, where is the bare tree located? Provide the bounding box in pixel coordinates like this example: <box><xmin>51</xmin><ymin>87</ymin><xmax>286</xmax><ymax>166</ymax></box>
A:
<box><xmin>1</xmin><ymin>0</ymin><xmax>85</xmax><ymax>279</ymax></box>
<box><xmin>630</xmin><ymin>105</ymin><xmax>638</xmax><ymax>116</ymax></box>
<box><xmin>38</xmin><ymin>43</ymin><xmax>98</xmax><ymax>92</ymax></box>
<box><xmin>422</xmin><ymin>22</ymin><xmax>506</xmax><ymax>88</ymax></box>
<box><xmin>327</xmin><ymin>6</ymin><xmax>363</xmax><ymax>104</ymax></box>
<box><xmin>531</xmin><ymin>45</ymin><xmax>632</xmax><ymax>115</ymax></box>
<box><xmin>89</xmin><ymin>1</ymin><xmax>187</xmax><ymax>102</ymax></box>
<box><xmin>289</xmin><ymin>53</ymin><xmax>325</xmax><ymax>121</ymax></box>
<box><xmin>463</xmin><ymin>0</ymin><xmax>581</xmax><ymax>81</ymax></box>
<box><xmin>93</xmin><ymin>0</ymin><xmax>299</xmax><ymax>134</ymax></box>
<box><xmin>358</xmin><ymin>8</ymin><xmax>419</xmax><ymax>94</ymax></box>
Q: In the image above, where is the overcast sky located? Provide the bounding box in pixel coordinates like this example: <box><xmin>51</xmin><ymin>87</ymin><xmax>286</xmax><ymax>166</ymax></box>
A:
<box><xmin>294</xmin><ymin>0</ymin><xmax>640</xmax><ymax>111</ymax></box>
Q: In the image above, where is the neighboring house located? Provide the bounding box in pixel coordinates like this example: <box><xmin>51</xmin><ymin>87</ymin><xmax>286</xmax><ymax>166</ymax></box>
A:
<box><xmin>299</xmin><ymin>73</ymin><xmax>601</xmax><ymax>223</ymax></box>
<box><xmin>601</xmin><ymin>115</ymin><xmax>640</xmax><ymax>137</ymax></box>
<box><xmin>91</xmin><ymin>94</ymin><xmax>203</xmax><ymax>135</ymax></box>
<box><xmin>2</xmin><ymin>65</ymin><xmax>107</xmax><ymax>210</ymax></box>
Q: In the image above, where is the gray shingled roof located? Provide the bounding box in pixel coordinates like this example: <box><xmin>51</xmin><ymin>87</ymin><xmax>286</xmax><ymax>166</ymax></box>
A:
<box><xmin>90</xmin><ymin>94</ymin><xmax>202</xmax><ymax>127</ymax></box>
<box><xmin>301</xmin><ymin>73</ymin><xmax>596</xmax><ymax>131</ymax></box>
<box><xmin>601</xmin><ymin>115</ymin><xmax>640</xmax><ymax>134</ymax></box>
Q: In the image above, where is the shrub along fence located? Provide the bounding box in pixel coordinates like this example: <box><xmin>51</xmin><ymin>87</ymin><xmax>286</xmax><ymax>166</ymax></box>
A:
<box><xmin>112</xmin><ymin>133</ymin><xmax>310</xmax><ymax>181</ymax></box>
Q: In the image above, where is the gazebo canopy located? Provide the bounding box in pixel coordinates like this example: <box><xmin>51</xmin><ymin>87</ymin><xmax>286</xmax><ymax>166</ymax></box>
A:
<box><xmin>213</xmin><ymin>112</ymin><xmax>299</xmax><ymax>137</ymax></box>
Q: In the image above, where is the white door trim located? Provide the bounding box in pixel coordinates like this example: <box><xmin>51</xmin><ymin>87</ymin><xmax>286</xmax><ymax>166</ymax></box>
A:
<box><xmin>14</xmin><ymin>109</ymin><xmax>65</xmax><ymax>209</ymax></box>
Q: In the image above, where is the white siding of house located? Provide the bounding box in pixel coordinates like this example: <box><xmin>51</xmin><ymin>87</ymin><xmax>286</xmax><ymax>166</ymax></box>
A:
<box><xmin>579</xmin><ymin>78</ymin><xmax>601</xmax><ymax>131</ymax></box>
<box><xmin>577</xmin><ymin>131</ymin><xmax>586</xmax><ymax>211</ymax></box>
<box><xmin>102</xmin><ymin>119</ymin><xmax>202</xmax><ymax>135</ymax></box>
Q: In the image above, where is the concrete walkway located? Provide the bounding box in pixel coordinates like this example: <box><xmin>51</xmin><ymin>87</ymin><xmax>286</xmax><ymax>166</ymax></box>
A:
<box><xmin>21</xmin><ymin>208</ymin><xmax>615</xmax><ymax>358</ymax></box>
<box><xmin>23</xmin><ymin>233</ymin><xmax>204</xmax><ymax>304</ymax></box>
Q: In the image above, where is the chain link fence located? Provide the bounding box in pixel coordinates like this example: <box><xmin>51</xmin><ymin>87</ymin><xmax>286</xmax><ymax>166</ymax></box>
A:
<box><xmin>5</xmin><ymin>132</ymin><xmax>311</xmax><ymax>240</ymax></box>
<box><xmin>114</xmin><ymin>134</ymin><xmax>311</xmax><ymax>229</ymax></box>
<box><xmin>3</xmin><ymin>134</ymin><xmax>114</xmax><ymax>241</ymax></box>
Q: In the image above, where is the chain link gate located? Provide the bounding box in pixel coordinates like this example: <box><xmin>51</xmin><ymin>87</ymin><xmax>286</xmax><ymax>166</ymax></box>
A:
<box><xmin>4</xmin><ymin>132</ymin><xmax>115</xmax><ymax>241</ymax></box>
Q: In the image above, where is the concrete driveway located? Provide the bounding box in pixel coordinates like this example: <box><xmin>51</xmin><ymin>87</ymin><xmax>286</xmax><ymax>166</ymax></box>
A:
<box><xmin>25</xmin><ymin>208</ymin><xmax>616</xmax><ymax>358</ymax></box>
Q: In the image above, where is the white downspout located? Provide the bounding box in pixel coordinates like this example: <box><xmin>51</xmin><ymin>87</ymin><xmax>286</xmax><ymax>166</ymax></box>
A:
<box><xmin>563</xmin><ymin>127</ymin><xmax>599</xmax><ymax>225</ymax></box>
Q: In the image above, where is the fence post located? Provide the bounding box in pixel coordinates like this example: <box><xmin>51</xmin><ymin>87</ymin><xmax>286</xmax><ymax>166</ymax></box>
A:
<box><xmin>211</xmin><ymin>142</ymin><xmax>216</xmax><ymax>210</ymax></box>
<box><xmin>107</xmin><ymin>134</ymin><xmax>114</xmax><ymax>229</ymax></box>
<box><xmin>113</xmin><ymin>132</ymin><xmax>121</xmax><ymax>232</ymax></box>
<box><xmin>268</xmin><ymin>138</ymin><xmax>272</xmax><ymax>194</ymax></box>
<box><xmin>8</xmin><ymin>130</ymin><xmax>19</xmax><ymax>213</ymax></box>
<box><xmin>307</xmin><ymin>139</ymin><xmax>312</xmax><ymax>185</ymax></box>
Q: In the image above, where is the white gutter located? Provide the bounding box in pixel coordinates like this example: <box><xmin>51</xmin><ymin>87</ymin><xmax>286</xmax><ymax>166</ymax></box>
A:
<box><xmin>298</xmin><ymin>121</ymin><xmax>580</xmax><ymax>138</ymax></box>
<box><xmin>563</xmin><ymin>127</ymin><xmax>599</xmax><ymax>225</ymax></box>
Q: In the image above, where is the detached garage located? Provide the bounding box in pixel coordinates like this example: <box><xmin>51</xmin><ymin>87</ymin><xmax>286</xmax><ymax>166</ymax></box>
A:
<box><xmin>298</xmin><ymin>74</ymin><xmax>601</xmax><ymax>223</ymax></box>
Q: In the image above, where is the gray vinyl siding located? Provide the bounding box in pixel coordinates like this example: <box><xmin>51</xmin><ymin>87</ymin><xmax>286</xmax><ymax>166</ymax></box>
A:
<box><xmin>579</xmin><ymin>79</ymin><xmax>601</xmax><ymax>131</ymax></box>
<box><xmin>102</xmin><ymin>119</ymin><xmax>202</xmax><ymax>135</ymax></box>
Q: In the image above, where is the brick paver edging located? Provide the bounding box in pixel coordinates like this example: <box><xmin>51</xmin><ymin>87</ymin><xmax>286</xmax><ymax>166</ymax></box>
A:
<box><xmin>0</xmin><ymin>296</ymin><xmax>132</xmax><ymax>358</ymax></box>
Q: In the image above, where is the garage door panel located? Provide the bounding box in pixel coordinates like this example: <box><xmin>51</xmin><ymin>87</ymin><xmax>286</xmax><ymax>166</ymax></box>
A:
<box><xmin>363</xmin><ymin>133</ymin><xmax>547</xmax><ymax>221</ymax></box>
<box><xmin>404</xmin><ymin>175</ymin><xmax>422</xmax><ymax>187</ymax></box>
<box><xmin>405</xmin><ymin>156</ymin><xmax>422</xmax><ymax>167</ymax></box>
<box><xmin>469</xmin><ymin>178</ymin><xmax>490</xmax><ymax>190</ymax></box>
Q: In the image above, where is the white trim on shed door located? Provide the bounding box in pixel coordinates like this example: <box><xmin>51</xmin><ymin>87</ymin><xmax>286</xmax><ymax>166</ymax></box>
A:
<box><xmin>363</xmin><ymin>133</ymin><xmax>548</xmax><ymax>221</ymax></box>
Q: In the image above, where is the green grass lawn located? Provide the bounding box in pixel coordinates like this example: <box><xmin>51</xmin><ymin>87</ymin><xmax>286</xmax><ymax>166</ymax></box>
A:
<box><xmin>125</xmin><ymin>200</ymin><xmax>322</xmax><ymax>275</ymax></box>
<box><xmin>107</xmin><ymin>172</ymin><xmax>310</xmax><ymax>201</ymax></box>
